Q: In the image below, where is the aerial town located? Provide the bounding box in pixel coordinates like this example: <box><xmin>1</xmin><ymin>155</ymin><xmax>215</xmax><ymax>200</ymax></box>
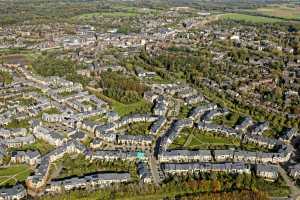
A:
<box><xmin>0</xmin><ymin>0</ymin><xmax>300</xmax><ymax>200</ymax></box>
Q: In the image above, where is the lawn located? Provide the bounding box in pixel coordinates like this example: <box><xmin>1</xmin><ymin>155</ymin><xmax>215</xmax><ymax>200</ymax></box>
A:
<box><xmin>5</xmin><ymin>119</ymin><xmax>30</xmax><ymax>129</ymax></box>
<box><xmin>170</xmin><ymin>128</ymin><xmax>241</xmax><ymax>150</ymax></box>
<box><xmin>112</xmin><ymin>100</ymin><xmax>152</xmax><ymax>117</ymax></box>
<box><xmin>221</xmin><ymin>13</ymin><xmax>284</xmax><ymax>23</ymax></box>
<box><xmin>169</xmin><ymin>134</ymin><xmax>188</xmax><ymax>149</ymax></box>
<box><xmin>213</xmin><ymin>113</ymin><xmax>240</xmax><ymax>128</ymax></box>
<box><xmin>189</xmin><ymin>130</ymin><xmax>241</xmax><ymax>149</ymax></box>
<box><xmin>57</xmin><ymin>154</ymin><xmax>138</xmax><ymax>181</ymax></box>
<box><xmin>0</xmin><ymin>164</ymin><xmax>32</xmax><ymax>186</ymax></box>
<box><xmin>125</xmin><ymin>122</ymin><xmax>152</xmax><ymax>135</ymax></box>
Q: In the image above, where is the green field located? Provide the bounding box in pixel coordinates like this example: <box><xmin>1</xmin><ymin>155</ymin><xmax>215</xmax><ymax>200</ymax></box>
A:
<box><xmin>13</xmin><ymin>139</ymin><xmax>55</xmax><ymax>155</ymax></box>
<box><xmin>255</xmin><ymin>6</ymin><xmax>300</xmax><ymax>20</ymax></box>
<box><xmin>221</xmin><ymin>13</ymin><xmax>284</xmax><ymax>23</ymax></box>
<box><xmin>112</xmin><ymin>99</ymin><xmax>152</xmax><ymax>117</ymax></box>
<box><xmin>0</xmin><ymin>165</ymin><xmax>32</xmax><ymax>186</ymax></box>
<box><xmin>75</xmin><ymin>11</ymin><xmax>139</xmax><ymax>20</ymax></box>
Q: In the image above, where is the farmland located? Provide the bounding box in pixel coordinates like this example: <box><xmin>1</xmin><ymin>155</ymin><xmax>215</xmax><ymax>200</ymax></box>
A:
<box><xmin>255</xmin><ymin>5</ymin><xmax>300</xmax><ymax>20</ymax></box>
<box><xmin>221</xmin><ymin>13</ymin><xmax>284</xmax><ymax>23</ymax></box>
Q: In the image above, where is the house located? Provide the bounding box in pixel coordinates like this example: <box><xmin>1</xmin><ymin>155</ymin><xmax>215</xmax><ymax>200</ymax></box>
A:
<box><xmin>256</xmin><ymin>164</ymin><xmax>278</xmax><ymax>181</ymax></box>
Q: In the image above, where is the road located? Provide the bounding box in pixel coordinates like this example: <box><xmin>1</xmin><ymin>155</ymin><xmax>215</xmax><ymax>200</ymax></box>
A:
<box><xmin>278</xmin><ymin>165</ymin><xmax>300</xmax><ymax>200</ymax></box>
<box><xmin>149</xmin><ymin>155</ymin><xmax>161</xmax><ymax>186</ymax></box>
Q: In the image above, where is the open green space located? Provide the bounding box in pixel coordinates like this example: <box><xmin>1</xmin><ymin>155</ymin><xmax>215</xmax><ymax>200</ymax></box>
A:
<box><xmin>124</xmin><ymin>122</ymin><xmax>152</xmax><ymax>135</ymax></box>
<box><xmin>0</xmin><ymin>164</ymin><xmax>32</xmax><ymax>186</ymax></box>
<box><xmin>188</xmin><ymin>129</ymin><xmax>240</xmax><ymax>149</ymax></box>
<box><xmin>0</xmin><ymin>71</ymin><xmax>13</xmax><ymax>85</ymax></box>
<box><xmin>112</xmin><ymin>100</ymin><xmax>152</xmax><ymax>117</ymax></box>
<box><xmin>254</xmin><ymin>5</ymin><xmax>300</xmax><ymax>20</ymax></box>
<box><xmin>213</xmin><ymin>113</ymin><xmax>240</xmax><ymax>128</ymax></box>
<box><xmin>12</xmin><ymin>139</ymin><xmax>55</xmax><ymax>155</ymax></box>
<box><xmin>5</xmin><ymin>119</ymin><xmax>30</xmax><ymax>129</ymax></box>
<box><xmin>221</xmin><ymin>13</ymin><xmax>284</xmax><ymax>23</ymax></box>
<box><xmin>57</xmin><ymin>154</ymin><xmax>138</xmax><ymax>181</ymax></box>
<box><xmin>170</xmin><ymin>128</ymin><xmax>270</xmax><ymax>152</ymax></box>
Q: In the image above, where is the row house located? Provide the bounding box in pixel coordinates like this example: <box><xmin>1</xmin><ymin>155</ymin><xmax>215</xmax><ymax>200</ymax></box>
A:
<box><xmin>0</xmin><ymin>184</ymin><xmax>27</xmax><ymax>200</ymax></box>
<box><xmin>256</xmin><ymin>164</ymin><xmax>278</xmax><ymax>181</ymax></box>
<box><xmin>162</xmin><ymin>162</ymin><xmax>251</xmax><ymax>176</ymax></box>
<box><xmin>89</xmin><ymin>150</ymin><xmax>141</xmax><ymax>162</ymax></box>
<box><xmin>235</xmin><ymin>117</ymin><xmax>253</xmax><ymax>132</ymax></box>
<box><xmin>280</xmin><ymin>128</ymin><xmax>297</xmax><ymax>143</ymax></box>
<box><xmin>202</xmin><ymin>108</ymin><xmax>229</xmax><ymax>123</ymax></box>
<box><xmin>149</xmin><ymin>116</ymin><xmax>167</xmax><ymax>135</ymax></box>
<box><xmin>153</xmin><ymin>96</ymin><xmax>169</xmax><ymax>116</ymax></box>
<box><xmin>3</xmin><ymin>135</ymin><xmax>35</xmax><ymax>148</ymax></box>
<box><xmin>185</xmin><ymin>95</ymin><xmax>204</xmax><ymax>105</ymax></box>
<box><xmin>159</xmin><ymin>119</ymin><xmax>193</xmax><ymax>151</ymax></box>
<box><xmin>0</xmin><ymin>128</ymin><xmax>27</xmax><ymax>139</ymax></box>
<box><xmin>288</xmin><ymin>164</ymin><xmax>300</xmax><ymax>179</ymax></box>
<box><xmin>26</xmin><ymin>140</ymin><xmax>86</xmax><ymax>191</ymax></box>
<box><xmin>11</xmin><ymin>150</ymin><xmax>41</xmax><ymax>166</ymax></box>
<box><xmin>117</xmin><ymin>134</ymin><xmax>154</xmax><ymax>146</ymax></box>
<box><xmin>250</xmin><ymin>122</ymin><xmax>269</xmax><ymax>135</ymax></box>
<box><xmin>243</xmin><ymin>134</ymin><xmax>280</xmax><ymax>150</ymax></box>
<box><xmin>33</xmin><ymin>126</ymin><xmax>65</xmax><ymax>146</ymax></box>
<box><xmin>159</xmin><ymin>150</ymin><xmax>213</xmax><ymax>163</ymax></box>
<box><xmin>137</xmin><ymin>161</ymin><xmax>152</xmax><ymax>183</ymax></box>
<box><xmin>46</xmin><ymin>173</ymin><xmax>130</xmax><ymax>193</ymax></box>
<box><xmin>197</xmin><ymin>122</ymin><xmax>241</xmax><ymax>139</ymax></box>
<box><xmin>188</xmin><ymin>104</ymin><xmax>217</xmax><ymax>121</ymax></box>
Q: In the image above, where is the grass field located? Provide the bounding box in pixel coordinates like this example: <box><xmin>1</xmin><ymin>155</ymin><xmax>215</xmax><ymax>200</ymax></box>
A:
<box><xmin>188</xmin><ymin>130</ymin><xmax>241</xmax><ymax>149</ymax></box>
<box><xmin>112</xmin><ymin>100</ymin><xmax>152</xmax><ymax>117</ymax></box>
<box><xmin>255</xmin><ymin>5</ymin><xmax>300</xmax><ymax>20</ymax></box>
<box><xmin>0</xmin><ymin>165</ymin><xmax>31</xmax><ymax>186</ymax></box>
<box><xmin>87</xmin><ymin>89</ymin><xmax>152</xmax><ymax>117</ymax></box>
<box><xmin>221</xmin><ymin>13</ymin><xmax>284</xmax><ymax>23</ymax></box>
